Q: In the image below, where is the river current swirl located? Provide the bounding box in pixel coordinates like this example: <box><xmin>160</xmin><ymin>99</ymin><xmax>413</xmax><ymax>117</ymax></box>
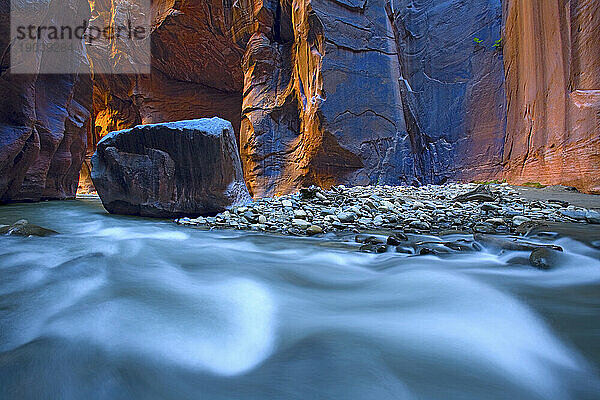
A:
<box><xmin>1</xmin><ymin>198</ymin><xmax>599</xmax><ymax>399</ymax></box>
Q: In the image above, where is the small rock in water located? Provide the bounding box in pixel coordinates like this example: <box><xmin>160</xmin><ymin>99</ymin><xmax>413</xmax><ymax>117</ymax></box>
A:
<box><xmin>281</xmin><ymin>200</ymin><xmax>293</xmax><ymax>208</ymax></box>
<box><xmin>355</xmin><ymin>234</ymin><xmax>384</xmax><ymax>244</ymax></box>
<box><xmin>585</xmin><ymin>211</ymin><xmax>600</xmax><ymax>224</ymax></box>
<box><xmin>365</xmin><ymin>236</ymin><xmax>386</xmax><ymax>245</ymax></box>
<box><xmin>559</xmin><ymin>209</ymin><xmax>587</xmax><ymax>221</ymax></box>
<box><xmin>0</xmin><ymin>220</ymin><xmax>59</xmax><ymax>237</ymax></box>
<box><xmin>395</xmin><ymin>246</ymin><xmax>414</xmax><ymax>254</ymax></box>
<box><xmin>409</xmin><ymin>220</ymin><xmax>430</xmax><ymax>230</ymax></box>
<box><xmin>355</xmin><ymin>234</ymin><xmax>371</xmax><ymax>243</ymax></box>
<box><xmin>415</xmin><ymin>242</ymin><xmax>452</xmax><ymax>255</ymax></box>
<box><xmin>506</xmin><ymin>256</ymin><xmax>531</xmax><ymax>266</ymax></box>
<box><xmin>359</xmin><ymin>243</ymin><xmax>388</xmax><ymax>254</ymax></box>
<box><xmin>443</xmin><ymin>240</ymin><xmax>480</xmax><ymax>252</ymax></box>
<box><xmin>306</xmin><ymin>225</ymin><xmax>323</xmax><ymax>235</ymax></box>
<box><xmin>387</xmin><ymin>234</ymin><xmax>407</xmax><ymax>245</ymax></box>
<box><xmin>529</xmin><ymin>248</ymin><xmax>561</xmax><ymax>270</ymax></box>
<box><xmin>474</xmin><ymin>234</ymin><xmax>563</xmax><ymax>252</ymax></box>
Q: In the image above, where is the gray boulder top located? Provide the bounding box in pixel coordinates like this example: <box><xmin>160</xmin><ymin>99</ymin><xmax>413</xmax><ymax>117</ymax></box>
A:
<box><xmin>99</xmin><ymin>117</ymin><xmax>234</xmax><ymax>144</ymax></box>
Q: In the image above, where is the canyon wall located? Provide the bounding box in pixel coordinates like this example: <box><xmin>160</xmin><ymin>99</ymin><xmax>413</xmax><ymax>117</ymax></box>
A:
<box><xmin>78</xmin><ymin>0</ymin><xmax>509</xmax><ymax>197</ymax></box>
<box><xmin>0</xmin><ymin>0</ymin><xmax>92</xmax><ymax>201</ymax></box>
<box><xmin>502</xmin><ymin>0</ymin><xmax>600</xmax><ymax>193</ymax></box>
<box><xmin>228</xmin><ymin>0</ymin><xmax>507</xmax><ymax>196</ymax></box>
<box><xmin>1</xmin><ymin>0</ymin><xmax>599</xmax><ymax>201</ymax></box>
<box><xmin>233</xmin><ymin>0</ymin><xmax>418</xmax><ymax>197</ymax></box>
<box><xmin>387</xmin><ymin>0</ymin><xmax>507</xmax><ymax>182</ymax></box>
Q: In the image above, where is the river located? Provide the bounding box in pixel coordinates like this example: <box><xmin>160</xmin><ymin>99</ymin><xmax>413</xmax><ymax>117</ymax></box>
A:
<box><xmin>1</xmin><ymin>198</ymin><xmax>599</xmax><ymax>399</ymax></box>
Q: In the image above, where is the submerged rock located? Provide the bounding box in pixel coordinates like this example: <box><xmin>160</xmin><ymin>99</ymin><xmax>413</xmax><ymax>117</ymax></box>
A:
<box><xmin>91</xmin><ymin>118</ymin><xmax>251</xmax><ymax>218</ymax></box>
<box><xmin>359</xmin><ymin>243</ymin><xmax>388</xmax><ymax>254</ymax></box>
<box><xmin>387</xmin><ymin>234</ymin><xmax>408</xmax><ymax>245</ymax></box>
<box><xmin>474</xmin><ymin>234</ymin><xmax>562</xmax><ymax>252</ymax></box>
<box><xmin>0</xmin><ymin>220</ymin><xmax>58</xmax><ymax>237</ymax></box>
<box><xmin>529</xmin><ymin>248</ymin><xmax>561</xmax><ymax>270</ymax></box>
<box><xmin>586</xmin><ymin>211</ymin><xmax>600</xmax><ymax>224</ymax></box>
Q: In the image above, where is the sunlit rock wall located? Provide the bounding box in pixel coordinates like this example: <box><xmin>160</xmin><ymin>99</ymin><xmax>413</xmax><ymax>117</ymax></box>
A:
<box><xmin>4</xmin><ymin>0</ymin><xmax>598</xmax><ymax>201</ymax></box>
<box><xmin>79</xmin><ymin>0</ymin><xmax>246</xmax><ymax>190</ymax></box>
<box><xmin>233</xmin><ymin>0</ymin><xmax>426</xmax><ymax>197</ymax></box>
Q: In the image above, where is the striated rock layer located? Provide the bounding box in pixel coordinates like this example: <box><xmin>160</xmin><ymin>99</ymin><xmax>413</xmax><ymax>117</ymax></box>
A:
<box><xmin>91</xmin><ymin>118</ymin><xmax>251</xmax><ymax>217</ymax></box>
<box><xmin>0</xmin><ymin>0</ymin><xmax>92</xmax><ymax>202</ymax></box>
<box><xmin>502</xmin><ymin>0</ymin><xmax>600</xmax><ymax>193</ymax></box>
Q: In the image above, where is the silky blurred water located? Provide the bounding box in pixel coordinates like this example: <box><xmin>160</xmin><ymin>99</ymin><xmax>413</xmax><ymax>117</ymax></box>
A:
<box><xmin>1</xmin><ymin>198</ymin><xmax>600</xmax><ymax>400</ymax></box>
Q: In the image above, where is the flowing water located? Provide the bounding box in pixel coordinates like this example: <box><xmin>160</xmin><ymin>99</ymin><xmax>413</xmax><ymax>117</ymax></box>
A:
<box><xmin>1</xmin><ymin>198</ymin><xmax>600</xmax><ymax>399</ymax></box>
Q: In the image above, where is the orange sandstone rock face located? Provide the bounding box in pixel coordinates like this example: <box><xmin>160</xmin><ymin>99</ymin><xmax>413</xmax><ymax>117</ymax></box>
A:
<box><xmin>87</xmin><ymin>0</ymin><xmax>428</xmax><ymax>197</ymax></box>
<box><xmin>78</xmin><ymin>0</ymin><xmax>246</xmax><ymax>191</ymax></box>
<box><xmin>87</xmin><ymin>0</ymin><xmax>244</xmax><ymax>135</ymax></box>
<box><xmin>84</xmin><ymin>0</ymin><xmax>599</xmax><ymax>196</ymax></box>
<box><xmin>236</xmin><ymin>0</ymin><xmax>422</xmax><ymax>197</ymax></box>
<box><xmin>502</xmin><ymin>0</ymin><xmax>600</xmax><ymax>193</ymax></box>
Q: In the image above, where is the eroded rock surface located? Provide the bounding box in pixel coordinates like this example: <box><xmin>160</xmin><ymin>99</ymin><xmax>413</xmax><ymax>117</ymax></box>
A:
<box><xmin>386</xmin><ymin>0</ymin><xmax>507</xmax><ymax>182</ymax></box>
<box><xmin>91</xmin><ymin>118</ymin><xmax>251</xmax><ymax>217</ymax></box>
<box><xmin>77</xmin><ymin>0</ymin><xmax>246</xmax><ymax>192</ymax></box>
<box><xmin>0</xmin><ymin>0</ymin><xmax>92</xmax><ymax>202</ymax></box>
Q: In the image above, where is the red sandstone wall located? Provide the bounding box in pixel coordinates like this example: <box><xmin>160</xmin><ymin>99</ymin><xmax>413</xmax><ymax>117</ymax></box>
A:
<box><xmin>502</xmin><ymin>0</ymin><xmax>600</xmax><ymax>193</ymax></box>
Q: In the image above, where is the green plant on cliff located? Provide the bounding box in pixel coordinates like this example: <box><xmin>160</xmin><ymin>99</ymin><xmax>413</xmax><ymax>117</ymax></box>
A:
<box><xmin>473</xmin><ymin>37</ymin><xmax>484</xmax><ymax>44</ymax></box>
<box><xmin>492</xmin><ymin>38</ymin><xmax>503</xmax><ymax>51</ymax></box>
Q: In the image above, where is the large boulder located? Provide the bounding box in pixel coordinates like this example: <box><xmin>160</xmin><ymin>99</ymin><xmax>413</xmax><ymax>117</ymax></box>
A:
<box><xmin>91</xmin><ymin>118</ymin><xmax>251</xmax><ymax>217</ymax></box>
